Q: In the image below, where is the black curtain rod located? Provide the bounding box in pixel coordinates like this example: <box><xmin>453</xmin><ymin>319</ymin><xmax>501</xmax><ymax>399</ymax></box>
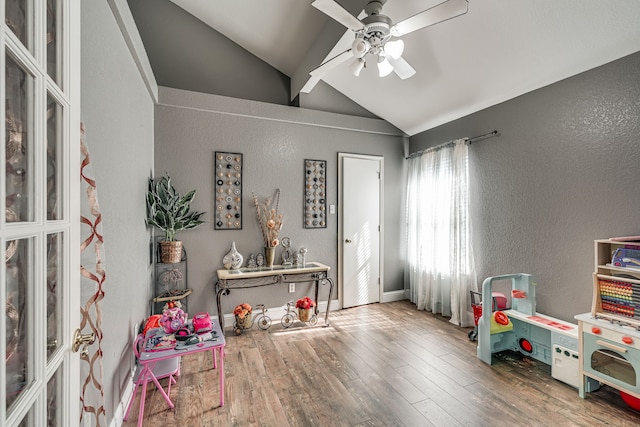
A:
<box><xmin>406</xmin><ymin>130</ymin><xmax>499</xmax><ymax>159</ymax></box>
<box><xmin>468</xmin><ymin>130</ymin><xmax>499</xmax><ymax>144</ymax></box>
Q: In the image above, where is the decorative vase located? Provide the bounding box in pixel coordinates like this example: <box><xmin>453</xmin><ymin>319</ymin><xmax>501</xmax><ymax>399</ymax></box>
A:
<box><xmin>298</xmin><ymin>308</ymin><xmax>312</xmax><ymax>322</ymax></box>
<box><xmin>223</xmin><ymin>241</ymin><xmax>244</xmax><ymax>269</ymax></box>
<box><xmin>159</xmin><ymin>241</ymin><xmax>183</xmax><ymax>264</ymax></box>
<box><xmin>235</xmin><ymin>313</ymin><xmax>252</xmax><ymax>329</ymax></box>
<box><xmin>264</xmin><ymin>246</ymin><xmax>276</xmax><ymax>267</ymax></box>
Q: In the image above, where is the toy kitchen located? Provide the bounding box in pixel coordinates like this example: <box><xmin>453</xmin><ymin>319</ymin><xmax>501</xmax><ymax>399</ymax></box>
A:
<box><xmin>576</xmin><ymin>238</ymin><xmax>640</xmax><ymax>402</ymax></box>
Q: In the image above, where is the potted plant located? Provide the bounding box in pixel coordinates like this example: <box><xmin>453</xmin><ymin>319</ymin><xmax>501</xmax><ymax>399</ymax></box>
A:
<box><xmin>146</xmin><ymin>174</ymin><xmax>205</xmax><ymax>263</ymax></box>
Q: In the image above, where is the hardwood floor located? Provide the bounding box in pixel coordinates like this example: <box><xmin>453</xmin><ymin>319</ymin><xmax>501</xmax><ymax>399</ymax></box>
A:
<box><xmin>123</xmin><ymin>300</ymin><xmax>640</xmax><ymax>426</ymax></box>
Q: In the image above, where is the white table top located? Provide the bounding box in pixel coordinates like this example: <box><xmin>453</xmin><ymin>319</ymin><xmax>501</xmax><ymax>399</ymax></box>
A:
<box><xmin>216</xmin><ymin>261</ymin><xmax>330</xmax><ymax>280</ymax></box>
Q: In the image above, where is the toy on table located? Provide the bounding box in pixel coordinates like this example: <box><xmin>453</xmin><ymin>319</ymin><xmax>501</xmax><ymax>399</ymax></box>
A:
<box><xmin>144</xmin><ymin>333</ymin><xmax>176</xmax><ymax>352</ymax></box>
<box><xmin>192</xmin><ymin>312</ymin><xmax>213</xmax><ymax>333</ymax></box>
<box><xmin>160</xmin><ymin>307</ymin><xmax>186</xmax><ymax>334</ymax></box>
<box><xmin>142</xmin><ymin>314</ymin><xmax>162</xmax><ymax>336</ymax></box>
<box><xmin>175</xmin><ymin>329</ymin><xmax>219</xmax><ymax>349</ymax></box>
<box><xmin>172</xmin><ymin>312</ymin><xmax>220</xmax><ymax>349</ymax></box>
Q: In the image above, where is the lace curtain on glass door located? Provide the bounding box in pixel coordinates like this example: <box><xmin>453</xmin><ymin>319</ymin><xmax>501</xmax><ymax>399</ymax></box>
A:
<box><xmin>79</xmin><ymin>125</ymin><xmax>107</xmax><ymax>426</ymax></box>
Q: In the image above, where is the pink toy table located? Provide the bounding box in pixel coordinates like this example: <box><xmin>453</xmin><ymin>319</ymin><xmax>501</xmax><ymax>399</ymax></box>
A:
<box><xmin>133</xmin><ymin>321</ymin><xmax>225</xmax><ymax>427</ymax></box>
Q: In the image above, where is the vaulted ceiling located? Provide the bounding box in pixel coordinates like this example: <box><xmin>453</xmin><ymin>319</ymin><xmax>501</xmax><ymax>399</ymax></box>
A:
<box><xmin>165</xmin><ymin>0</ymin><xmax>640</xmax><ymax>136</ymax></box>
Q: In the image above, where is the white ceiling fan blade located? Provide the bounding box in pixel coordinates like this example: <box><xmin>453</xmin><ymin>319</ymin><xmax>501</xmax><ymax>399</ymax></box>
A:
<box><xmin>312</xmin><ymin>0</ymin><xmax>363</xmax><ymax>31</ymax></box>
<box><xmin>389</xmin><ymin>56</ymin><xmax>416</xmax><ymax>80</ymax></box>
<box><xmin>391</xmin><ymin>0</ymin><xmax>469</xmax><ymax>37</ymax></box>
<box><xmin>309</xmin><ymin>49</ymin><xmax>353</xmax><ymax>78</ymax></box>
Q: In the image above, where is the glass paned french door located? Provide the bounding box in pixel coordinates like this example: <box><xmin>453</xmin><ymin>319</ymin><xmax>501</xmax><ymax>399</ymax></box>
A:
<box><xmin>46</xmin><ymin>95</ymin><xmax>62</xmax><ymax>221</ymax></box>
<box><xmin>5</xmin><ymin>0</ymin><xmax>31</xmax><ymax>51</ymax></box>
<box><xmin>46</xmin><ymin>0</ymin><xmax>61</xmax><ymax>87</ymax></box>
<box><xmin>5</xmin><ymin>237</ymin><xmax>34</xmax><ymax>410</ymax></box>
<box><xmin>2</xmin><ymin>1</ymin><xmax>80</xmax><ymax>426</ymax></box>
<box><xmin>5</xmin><ymin>53</ymin><xmax>34</xmax><ymax>223</ymax></box>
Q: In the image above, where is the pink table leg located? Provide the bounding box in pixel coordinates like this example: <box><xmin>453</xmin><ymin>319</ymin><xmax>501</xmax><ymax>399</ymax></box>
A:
<box><xmin>136</xmin><ymin>361</ymin><xmax>175</xmax><ymax>427</ymax></box>
<box><xmin>219</xmin><ymin>347</ymin><xmax>225</xmax><ymax>406</ymax></box>
<box><xmin>137</xmin><ymin>368</ymin><xmax>149</xmax><ymax>427</ymax></box>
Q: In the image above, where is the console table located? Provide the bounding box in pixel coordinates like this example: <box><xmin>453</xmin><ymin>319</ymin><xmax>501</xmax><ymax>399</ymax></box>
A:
<box><xmin>215</xmin><ymin>262</ymin><xmax>334</xmax><ymax>331</ymax></box>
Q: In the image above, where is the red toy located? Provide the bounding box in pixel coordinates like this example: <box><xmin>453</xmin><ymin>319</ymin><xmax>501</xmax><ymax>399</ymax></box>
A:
<box><xmin>620</xmin><ymin>391</ymin><xmax>640</xmax><ymax>411</ymax></box>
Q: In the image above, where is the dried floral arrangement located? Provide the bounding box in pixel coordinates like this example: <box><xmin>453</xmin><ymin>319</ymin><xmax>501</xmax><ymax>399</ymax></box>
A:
<box><xmin>252</xmin><ymin>189</ymin><xmax>284</xmax><ymax>248</ymax></box>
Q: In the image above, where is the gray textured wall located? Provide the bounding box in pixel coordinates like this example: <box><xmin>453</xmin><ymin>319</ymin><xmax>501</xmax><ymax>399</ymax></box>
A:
<box><xmin>410</xmin><ymin>51</ymin><xmax>640</xmax><ymax>322</ymax></box>
<box><xmin>154</xmin><ymin>87</ymin><xmax>407</xmax><ymax>316</ymax></box>
<box><xmin>81</xmin><ymin>0</ymin><xmax>155</xmax><ymax>419</ymax></box>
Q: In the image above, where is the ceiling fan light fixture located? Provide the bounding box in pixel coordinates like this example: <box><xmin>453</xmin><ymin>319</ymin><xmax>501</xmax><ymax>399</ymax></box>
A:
<box><xmin>377</xmin><ymin>57</ymin><xmax>394</xmax><ymax>77</ymax></box>
<box><xmin>349</xmin><ymin>58</ymin><xmax>366</xmax><ymax>77</ymax></box>
<box><xmin>311</xmin><ymin>0</ymin><xmax>469</xmax><ymax>83</ymax></box>
<box><xmin>384</xmin><ymin>39</ymin><xmax>404</xmax><ymax>60</ymax></box>
<box><xmin>352</xmin><ymin>37</ymin><xmax>370</xmax><ymax>58</ymax></box>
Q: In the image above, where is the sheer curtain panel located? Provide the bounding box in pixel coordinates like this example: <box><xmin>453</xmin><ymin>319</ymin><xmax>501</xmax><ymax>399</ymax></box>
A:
<box><xmin>406</xmin><ymin>139</ymin><xmax>477</xmax><ymax>327</ymax></box>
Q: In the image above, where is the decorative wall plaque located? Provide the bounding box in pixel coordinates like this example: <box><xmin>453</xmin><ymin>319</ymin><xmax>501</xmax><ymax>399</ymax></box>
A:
<box><xmin>304</xmin><ymin>159</ymin><xmax>327</xmax><ymax>228</ymax></box>
<box><xmin>214</xmin><ymin>152</ymin><xmax>243</xmax><ymax>229</ymax></box>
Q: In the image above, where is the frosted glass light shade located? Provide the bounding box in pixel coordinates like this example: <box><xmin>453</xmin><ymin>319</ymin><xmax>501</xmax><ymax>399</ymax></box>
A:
<box><xmin>352</xmin><ymin>38</ymin><xmax>370</xmax><ymax>58</ymax></box>
<box><xmin>377</xmin><ymin>57</ymin><xmax>394</xmax><ymax>77</ymax></box>
<box><xmin>349</xmin><ymin>58</ymin><xmax>365</xmax><ymax>76</ymax></box>
<box><xmin>384</xmin><ymin>39</ymin><xmax>405</xmax><ymax>60</ymax></box>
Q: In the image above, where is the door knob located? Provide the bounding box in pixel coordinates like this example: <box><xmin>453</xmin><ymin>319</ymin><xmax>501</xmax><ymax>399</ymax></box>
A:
<box><xmin>73</xmin><ymin>329</ymin><xmax>96</xmax><ymax>357</ymax></box>
<box><xmin>345</xmin><ymin>239</ymin><xmax>352</xmax><ymax>243</ymax></box>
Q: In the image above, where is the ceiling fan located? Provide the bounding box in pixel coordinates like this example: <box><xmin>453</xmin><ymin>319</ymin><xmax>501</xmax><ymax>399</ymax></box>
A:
<box><xmin>310</xmin><ymin>0</ymin><xmax>469</xmax><ymax>80</ymax></box>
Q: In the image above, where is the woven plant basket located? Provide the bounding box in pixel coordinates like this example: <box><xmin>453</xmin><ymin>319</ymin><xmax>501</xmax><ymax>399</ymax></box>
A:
<box><xmin>298</xmin><ymin>308</ymin><xmax>312</xmax><ymax>322</ymax></box>
<box><xmin>159</xmin><ymin>241</ymin><xmax>183</xmax><ymax>264</ymax></box>
<box><xmin>235</xmin><ymin>313</ymin><xmax>252</xmax><ymax>329</ymax></box>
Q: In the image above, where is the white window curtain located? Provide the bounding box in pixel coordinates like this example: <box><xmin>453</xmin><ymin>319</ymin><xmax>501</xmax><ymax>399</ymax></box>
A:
<box><xmin>406</xmin><ymin>138</ymin><xmax>477</xmax><ymax>327</ymax></box>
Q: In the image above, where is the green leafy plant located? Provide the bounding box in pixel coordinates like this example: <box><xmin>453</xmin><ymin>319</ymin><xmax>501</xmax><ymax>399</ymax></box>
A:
<box><xmin>146</xmin><ymin>175</ymin><xmax>205</xmax><ymax>241</ymax></box>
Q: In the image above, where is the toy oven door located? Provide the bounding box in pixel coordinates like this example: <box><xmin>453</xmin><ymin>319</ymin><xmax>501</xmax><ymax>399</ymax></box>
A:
<box><xmin>583</xmin><ymin>332</ymin><xmax>640</xmax><ymax>393</ymax></box>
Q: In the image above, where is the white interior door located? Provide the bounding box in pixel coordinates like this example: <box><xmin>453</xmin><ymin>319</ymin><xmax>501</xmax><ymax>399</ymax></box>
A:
<box><xmin>2</xmin><ymin>1</ymin><xmax>81</xmax><ymax>426</ymax></box>
<box><xmin>340</xmin><ymin>154</ymin><xmax>382</xmax><ymax>308</ymax></box>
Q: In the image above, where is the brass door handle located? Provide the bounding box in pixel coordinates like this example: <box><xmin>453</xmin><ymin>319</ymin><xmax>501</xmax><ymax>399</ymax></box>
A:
<box><xmin>73</xmin><ymin>329</ymin><xmax>96</xmax><ymax>357</ymax></box>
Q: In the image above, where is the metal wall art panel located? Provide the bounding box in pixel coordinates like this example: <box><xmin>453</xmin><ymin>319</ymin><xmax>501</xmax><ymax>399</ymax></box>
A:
<box><xmin>214</xmin><ymin>152</ymin><xmax>243</xmax><ymax>229</ymax></box>
<box><xmin>304</xmin><ymin>159</ymin><xmax>327</xmax><ymax>228</ymax></box>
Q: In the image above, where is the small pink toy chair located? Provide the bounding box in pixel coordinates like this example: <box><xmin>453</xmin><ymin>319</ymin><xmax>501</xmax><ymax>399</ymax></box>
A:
<box><xmin>123</xmin><ymin>333</ymin><xmax>181</xmax><ymax>421</ymax></box>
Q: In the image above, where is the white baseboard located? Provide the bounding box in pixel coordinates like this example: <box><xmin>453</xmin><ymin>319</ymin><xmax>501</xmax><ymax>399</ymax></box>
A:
<box><xmin>382</xmin><ymin>289</ymin><xmax>409</xmax><ymax>303</ymax></box>
<box><xmin>110</xmin><ymin>374</ymin><xmax>134</xmax><ymax>427</ymax></box>
<box><xmin>222</xmin><ymin>299</ymin><xmax>339</xmax><ymax>330</ymax></box>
